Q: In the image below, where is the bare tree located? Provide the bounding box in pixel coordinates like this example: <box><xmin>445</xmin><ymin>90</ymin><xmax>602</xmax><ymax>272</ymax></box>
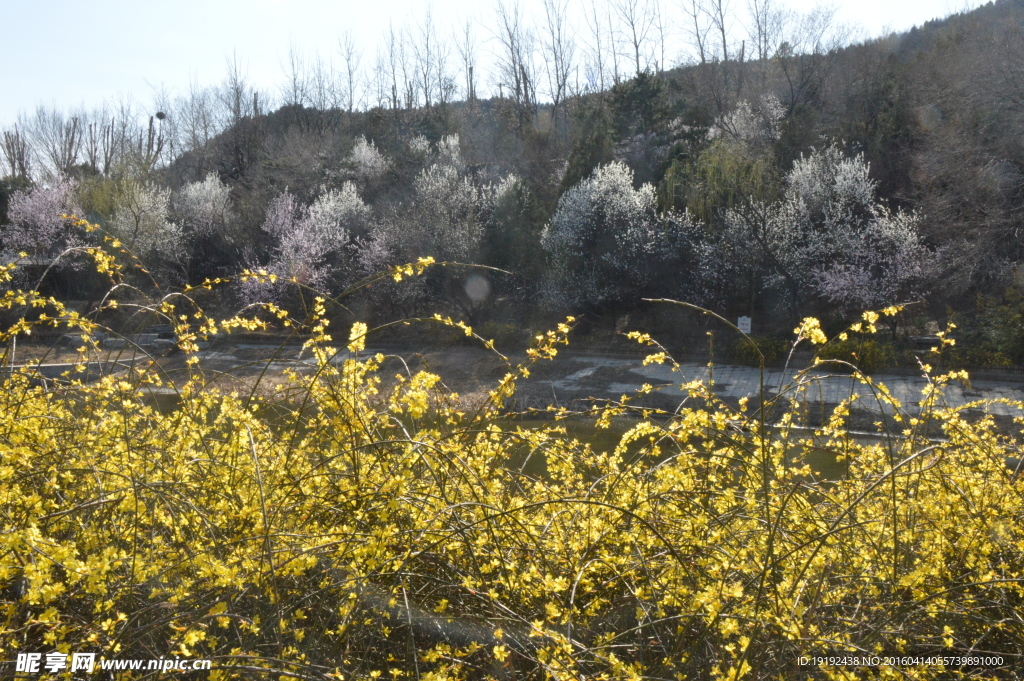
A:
<box><xmin>707</xmin><ymin>0</ymin><xmax>733</xmax><ymax>63</ymax></box>
<box><xmin>217</xmin><ymin>52</ymin><xmax>255</xmax><ymax>127</ymax></box>
<box><xmin>493</xmin><ymin>0</ymin><xmax>538</xmax><ymax>122</ymax></box>
<box><xmin>81</xmin><ymin>108</ymin><xmax>104</xmax><ymax>174</ymax></box>
<box><xmin>124</xmin><ymin>115</ymin><xmax>167</xmax><ymax>175</ymax></box>
<box><xmin>747</xmin><ymin>0</ymin><xmax>786</xmax><ymax>62</ymax></box>
<box><xmin>678</xmin><ymin>0</ymin><xmax>713</xmax><ymax>65</ymax></box>
<box><xmin>413</xmin><ymin>9</ymin><xmax>450</xmax><ymax>108</ymax></box>
<box><xmin>1</xmin><ymin>124</ymin><xmax>32</xmax><ymax>179</ymax></box>
<box><xmin>29</xmin><ymin>107</ymin><xmax>83</xmax><ymax>177</ymax></box>
<box><xmin>614</xmin><ymin>0</ymin><xmax>656</xmax><ymax>76</ymax></box>
<box><xmin>306</xmin><ymin>53</ymin><xmax>334</xmax><ymax>111</ymax></box>
<box><xmin>608</xmin><ymin>6</ymin><xmax>623</xmax><ymax>85</ymax></box>
<box><xmin>583</xmin><ymin>0</ymin><xmax>608</xmax><ymax>91</ymax></box>
<box><xmin>776</xmin><ymin>6</ymin><xmax>844</xmax><ymax>115</ymax></box>
<box><xmin>338</xmin><ymin>31</ymin><xmax>363</xmax><ymax>112</ymax></box>
<box><xmin>84</xmin><ymin>120</ymin><xmax>105</xmax><ymax>175</ymax></box>
<box><xmin>414</xmin><ymin>10</ymin><xmax>436</xmax><ymax>107</ymax></box>
<box><xmin>371</xmin><ymin>49</ymin><xmax>390</xmax><ymax>109</ymax></box>
<box><xmin>376</xmin><ymin>23</ymin><xmax>418</xmax><ymax>110</ymax></box>
<box><xmin>85</xmin><ymin>100</ymin><xmax>136</xmax><ymax>177</ymax></box>
<box><xmin>150</xmin><ymin>87</ymin><xmax>179</xmax><ymax>161</ymax></box>
<box><xmin>435</xmin><ymin>38</ymin><xmax>456</xmax><ymax>105</ymax></box>
<box><xmin>455</xmin><ymin>18</ymin><xmax>478</xmax><ymax>102</ymax></box>
<box><xmin>541</xmin><ymin>0</ymin><xmax>575</xmax><ymax>128</ymax></box>
<box><xmin>652</xmin><ymin>0</ymin><xmax>668</xmax><ymax>73</ymax></box>
<box><xmin>174</xmin><ymin>82</ymin><xmax>219</xmax><ymax>157</ymax></box>
<box><xmin>282</xmin><ymin>44</ymin><xmax>309</xmax><ymax>107</ymax></box>
<box><xmin>376</xmin><ymin>26</ymin><xmax>401</xmax><ymax>110</ymax></box>
<box><xmin>399</xmin><ymin>25</ymin><xmax>418</xmax><ymax>109</ymax></box>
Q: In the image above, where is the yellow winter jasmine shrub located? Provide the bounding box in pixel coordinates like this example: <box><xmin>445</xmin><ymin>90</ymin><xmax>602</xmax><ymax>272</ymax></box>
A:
<box><xmin>0</xmin><ymin>249</ymin><xmax>1023</xmax><ymax>679</ymax></box>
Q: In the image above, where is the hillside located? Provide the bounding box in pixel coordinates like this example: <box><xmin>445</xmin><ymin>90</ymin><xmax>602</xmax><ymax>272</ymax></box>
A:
<box><xmin>2</xmin><ymin>0</ymin><xmax>1023</xmax><ymax>352</ymax></box>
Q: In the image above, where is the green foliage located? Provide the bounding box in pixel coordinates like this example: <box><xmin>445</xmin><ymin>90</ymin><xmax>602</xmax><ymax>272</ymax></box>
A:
<box><xmin>959</xmin><ymin>288</ymin><xmax>1024</xmax><ymax>364</ymax></box>
<box><xmin>483</xmin><ymin>177</ymin><xmax>545</xmax><ymax>286</ymax></box>
<box><xmin>560</xmin><ymin>102</ymin><xmax>614</xmax><ymax>193</ymax></box>
<box><xmin>475</xmin><ymin>320</ymin><xmax>527</xmax><ymax>348</ymax></box>
<box><xmin>76</xmin><ymin>175</ymin><xmax>122</xmax><ymax>222</ymax></box>
<box><xmin>840</xmin><ymin>57</ymin><xmax>915</xmax><ymax>198</ymax></box>
<box><xmin>661</xmin><ymin>138</ymin><xmax>779</xmax><ymax>224</ymax></box>
<box><xmin>817</xmin><ymin>336</ymin><xmax>898</xmax><ymax>373</ymax></box>
<box><xmin>607</xmin><ymin>72</ymin><xmax>670</xmax><ymax>138</ymax></box>
<box><xmin>938</xmin><ymin>344</ymin><xmax>1012</xmax><ymax>369</ymax></box>
<box><xmin>917</xmin><ymin>290</ymin><xmax>1024</xmax><ymax>369</ymax></box>
<box><xmin>728</xmin><ymin>335</ymin><xmax>789</xmax><ymax>366</ymax></box>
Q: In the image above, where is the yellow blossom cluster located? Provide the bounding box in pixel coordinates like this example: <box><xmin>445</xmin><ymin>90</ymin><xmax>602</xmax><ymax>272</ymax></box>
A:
<box><xmin>0</xmin><ymin>253</ymin><xmax>1022</xmax><ymax>680</ymax></box>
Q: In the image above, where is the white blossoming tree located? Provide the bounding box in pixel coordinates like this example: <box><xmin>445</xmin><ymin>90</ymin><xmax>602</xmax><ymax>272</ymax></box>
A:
<box><xmin>1</xmin><ymin>178</ymin><xmax>84</xmax><ymax>268</ymax></box>
<box><xmin>354</xmin><ymin>135</ymin><xmax>498</xmax><ymax>316</ymax></box>
<box><xmin>243</xmin><ymin>182</ymin><xmax>371</xmax><ymax>303</ymax></box>
<box><xmin>172</xmin><ymin>173</ymin><xmax>233</xmax><ymax>238</ymax></box>
<box><xmin>412</xmin><ymin>167</ymin><xmax>489</xmax><ymax>262</ymax></box>
<box><xmin>726</xmin><ymin>145</ymin><xmax>935</xmax><ymax>316</ymax></box>
<box><xmin>107</xmin><ymin>180</ymin><xmax>184</xmax><ymax>273</ymax></box>
<box><xmin>349</xmin><ymin>136</ymin><xmax>390</xmax><ymax>180</ymax></box>
<box><xmin>169</xmin><ymin>173</ymin><xmax>243</xmax><ymax>281</ymax></box>
<box><xmin>811</xmin><ymin>207</ymin><xmax>934</xmax><ymax>312</ymax></box>
<box><xmin>369</xmin><ymin>134</ymin><xmax>491</xmax><ymax>266</ymax></box>
<box><xmin>541</xmin><ymin>161</ymin><xmax>668</xmax><ymax>310</ymax></box>
<box><xmin>716</xmin><ymin>95</ymin><xmax>786</xmax><ymax>144</ymax></box>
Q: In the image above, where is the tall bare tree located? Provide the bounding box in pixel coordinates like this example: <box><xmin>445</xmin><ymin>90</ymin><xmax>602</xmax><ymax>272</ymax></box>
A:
<box><xmin>217</xmin><ymin>52</ymin><xmax>256</xmax><ymax>128</ymax></box>
<box><xmin>707</xmin><ymin>0</ymin><xmax>733</xmax><ymax>63</ymax></box>
<box><xmin>455</xmin><ymin>18</ymin><xmax>478</xmax><ymax>102</ymax></box>
<box><xmin>777</xmin><ymin>6</ymin><xmax>844</xmax><ymax>114</ymax></box>
<box><xmin>434</xmin><ymin>38</ymin><xmax>455</xmax><ymax>105</ymax></box>
<box><xmin>493</xmin><ymin>0</ymin><xmax>538</xmax><ymax>122</ymax></box>
<box><xmin>678</xmin><ymin>0</ymin><xmax>712</xmax><ymax>65</ymax></box>
<box><xmin>414</xmin><ymin>9</ymin><xmax>438</xmax><ymax>107</ymax></box>
<box><xmin>614</xmin><ymin>0</ymin><xmax>656</xmax><ymax>76</ymax></box>
<box><xmin>174</xmin><ymin>82</ymin><xmax>219</xmax><ymax>158</ymax></box>
<box><xmin>747</xmin><ymin>0</ymin><xmax>786</xmax><ymax>62</ymax></box>
<box><xmin>81</xmin><ymin>112</ymin><xmax>127</xmax><ymax>177</ymax></box>
<box><xmin>1</xmin><ymin>124</ymin><xmax>32</xmax><ymax>179</ymax></box>
<box><xmin>306</xmin><ymin>53</ymin><xmax>333</xmax><ymax>111</ymax></box>
<box><xmin>583</xmin><ymin>0</ymin><xmax>609</xmax><ymax>91</ymax></box>
<box><xmin>125</xmin><ymin>115</ymin><xmax>167</xmax><ymax>175</ymax></box>
<box><xmin>608</xmin><ymin>6</ymin><xmax>623</xmax><ymax>84</ymax></box>
<box><xmin>338</xmin><ymin>31</ymin><xmax>363</xmax><ymax>112</ymax></box>
<box><xmin>652</xmin><ymin>0</ymin><xmax>668</xmax><ymax>73</ymax></box>
<box><xmin>29</xmin><ymin>107</ymin><xmax>83</xmax><ymax>177</ymax></box>
<box><xmin>282</xmin><ymin>44</ymin><xmax>309</xmax><ymax>107</ymax></box>
<box><xmin>541</xmin><ymin>0</ymin><xmax>575</xmax><ymax>129</ymax></box>
<box><xmin>377</xmin><ymin>25</ymin><xmax>401</xmax><ymax>110</ymax></box>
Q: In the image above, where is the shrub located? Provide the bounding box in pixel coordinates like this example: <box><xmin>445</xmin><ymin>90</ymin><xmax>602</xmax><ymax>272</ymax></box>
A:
<box><xmin>476</xmin><ymin>320</ymin><xmax>527</xmax><ymax>348</ymax></box>
<box><xmin>1</xmin><ymin>242</ymin><xmax>1023</xmax><ymax>680</ymax></box>
<box><xmin>817</xmin><ymin>336</ymin><xmax>897</xmax><ymax>373</ymax></box>
<box><xmin>541</xmin><ymin>161</ymin><xmax>673</xmax><ymax>311</ymax></box>
<box><xmin>728</xmin><ymin>334</ymin><xmax>789</xmax><ymax>366</ymax></box>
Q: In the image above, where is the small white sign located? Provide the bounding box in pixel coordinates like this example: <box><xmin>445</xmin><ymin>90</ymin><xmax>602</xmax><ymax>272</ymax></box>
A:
<box><xmin>737</xmin><ymin>316</ymin><xmax>752</xmax><ymax>334</ymax></box>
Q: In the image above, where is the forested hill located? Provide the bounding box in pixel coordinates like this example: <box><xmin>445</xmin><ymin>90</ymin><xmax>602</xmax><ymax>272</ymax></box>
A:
<box><xmin>2</xmin><ymin>0</ymin><xmax>1023</xmax><ymax>346</ymax></box>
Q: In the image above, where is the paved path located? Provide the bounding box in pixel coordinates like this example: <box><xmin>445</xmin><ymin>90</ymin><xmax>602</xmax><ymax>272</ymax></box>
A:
<box><xmin>19</xmin><ymin>339</ymin><xmax>1019</xmax><ymax>419</ymax></box>
<box><xmin>86</xmin><ymin>342</ymin><xmax>1024</xmax><ymax>418</ymax></box>
<box><xmin>549</xmin><ymin>357</ymin><xmax>1024</xmax><ymax>417</ymax></box>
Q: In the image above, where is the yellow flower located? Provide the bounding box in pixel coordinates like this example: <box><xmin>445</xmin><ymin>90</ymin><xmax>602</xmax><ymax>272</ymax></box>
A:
<box><xmin>348</xmin><ymin>322</ymin><xmax>368</xmax><ymax>353</ymax></box>
<box><xmin>794</xmin><ymin>317</ymin><xmax>827</xmax><ymax>345</ymax></box>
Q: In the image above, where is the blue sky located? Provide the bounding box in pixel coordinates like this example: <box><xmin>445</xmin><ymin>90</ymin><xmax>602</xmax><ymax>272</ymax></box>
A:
<box><xmin>0</xmin><ymin>0</ymin><xmax>989</xmax><ymax>126</ymax></box>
